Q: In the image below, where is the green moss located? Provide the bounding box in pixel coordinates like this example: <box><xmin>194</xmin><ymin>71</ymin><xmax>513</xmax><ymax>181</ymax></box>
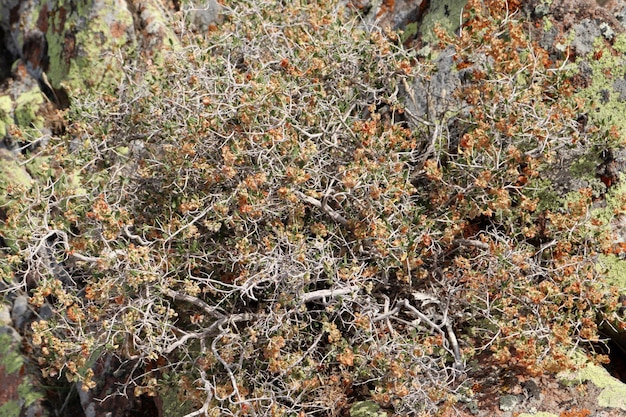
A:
<box><xmin>527</xmin><ymin>177</ymin><xmax>559</xmax><ymax>211</ymax></box>
<box><xmin>0</xmin><ymin>335</ymin><xmax>22</xmax><ymax>374</ymax></box>
<box><xmin>567</xmin><ymin>152</ymin><xmax>606</xmax><ymax>198</ymax></box>
<box><xmin>0</xmin><ymin>350</ymin><xmax>23</xmax><ymax>375</ymax></box>
<box><xmin>18</xmin><ymin>379</ymin><xmax>42</xmax><ymax>408</ymax></box>
<box><xmin>570</xmin><ymin>154</ymin><xmax>600</xmax><ymax>180</ymax></box>
<box><xmin>160</xmin><ymin>384</ymin><xmax>195</xmax><ymax>416</ymax></box>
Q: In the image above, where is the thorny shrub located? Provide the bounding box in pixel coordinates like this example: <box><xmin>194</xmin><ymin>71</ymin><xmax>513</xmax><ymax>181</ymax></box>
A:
<box><xmin>425</xmin><ymin>0</ymin><xmax>624</xmax><ymax>377</ymax></box>
<box><xmin>0</xmin><ymin>0</ymin><xmax>623</xmax><ymax>415</ymax></box>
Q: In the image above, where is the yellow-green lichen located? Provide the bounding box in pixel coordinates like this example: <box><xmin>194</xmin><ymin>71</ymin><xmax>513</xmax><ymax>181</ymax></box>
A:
<box><xmin>559</xmin><ymin>360</ymin><xmax>626</xmax><ymax>410</ymax></box>
<box><xmin>613</xmin><ymin>33</ymin><xmax>626</xmax><ymax>53</ymax></box>
<box><xmin>597</xmin><ymin>254</ymin><xmax>626</xmax><ymax>292</ymax></box>
<box><xmin>0</xmin><ymin>95</ymin><xmax>12</xmax><ymax>137</ymax></box>
<box><xmin>14</xmin><ymin>89</ymin><xmax>45</xmax><ymax>130</ymax></box>
<box><xmin>0</xmin><ymin>148</ymin><xmax>33</xmax><ymax>202</ymax></box>
<box><xmin>45</xmin><ymin>0</ymin><xmax>136</xmax><ymax>93</ymax></box>
<box><xmin>419</xmin><ymin>0</ymin><xmax>468</xmax><ymax>45</ymax></box>
<box><xmin>0</xmin><ymin>148</ymin><xmax>33</xmax><ymax>252</ymax></box>
<box><xmin>134</xmin><ymin>0</ymin><xmax>180</xmax><ymax>64</ymax></box>
<box><xmin>575</xmin><ymin>37</ymin><xmax>626</xmax><ymax>140</ymax></box>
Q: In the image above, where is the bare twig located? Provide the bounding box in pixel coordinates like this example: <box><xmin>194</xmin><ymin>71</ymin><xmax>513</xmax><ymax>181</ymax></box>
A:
<box><xmin>300</xmin><ymin>286</ymin><xmax>359</xmax><ymax>303</ymax></box>
<box><xmin>373</xmin><ymin>298</ymin><xmax>463</xmax><ymax>370</ymax></box>
<box><xmin>453</xmin><ymin>239</ymin><xmax>490</xmax><ymax>251</ymax></box>
<box><xmin>293</xmin><ymin>190</ymin><xmax>348</xmax><ymax>226</ymax></box>
<box><xmin>163</xmin><ymin>288</ymin><xmax>226</xmax><ymax>319</ymax></box>
<box><xmin>163</xmin><ymin>207</ymin><xmax>211</xmax><ymax>244</ymax></box>
<box><xmin>123</xmin><ymin>225</ymin><xmax>153</xmax><ymax>246</ymax></box>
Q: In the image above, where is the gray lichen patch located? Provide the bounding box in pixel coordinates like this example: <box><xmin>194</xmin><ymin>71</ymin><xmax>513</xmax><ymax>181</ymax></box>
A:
<box><xmin>571</xmin><ymin>19</ymin><xmax>602</xmax><ymax>55</ymax></box>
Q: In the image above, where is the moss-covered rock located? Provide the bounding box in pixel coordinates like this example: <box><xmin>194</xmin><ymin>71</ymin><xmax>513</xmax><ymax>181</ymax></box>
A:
<box><xmin>0</xmin><ymin>80</ymin><xmax>59</xmax><ymax>144</ymax></box>
<box><xmin>7</xmin><ymin>0</ymin><xmax>187</xmax><ymax>96</ymax></box>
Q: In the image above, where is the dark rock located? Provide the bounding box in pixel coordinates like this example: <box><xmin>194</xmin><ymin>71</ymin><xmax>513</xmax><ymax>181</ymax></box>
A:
<box><xmin>0</xmin><ymin>304</ymin><xmax>21</xmax><ymax>343</ymax></box>
<box><xmin>401</xmin><ymin>45</ymin><xmax>462</xmax><ymax>124</ymax></box>
<box><xmin>11</xmin><ymin>295</ymin><xmax>30</xmax><ymax>330</ymax></box>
